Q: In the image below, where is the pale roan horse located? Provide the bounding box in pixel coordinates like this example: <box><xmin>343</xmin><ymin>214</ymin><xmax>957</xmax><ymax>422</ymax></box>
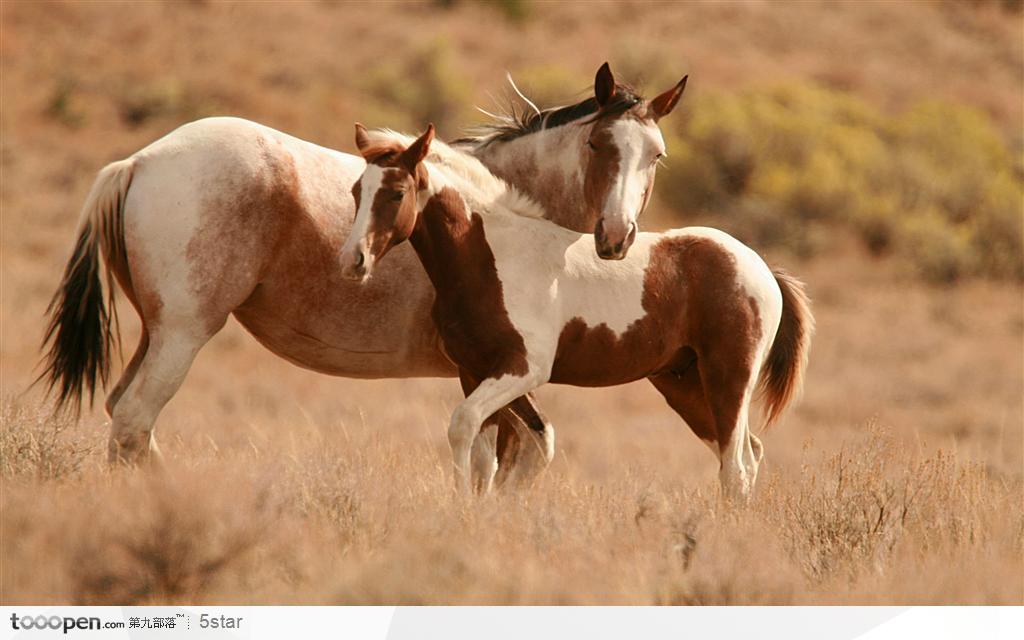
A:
<box><xmin>341</xmin><ymin>126</ymin><xmax>813</xmax><ymax>501</ymax></box>
<box><xmin>39</xmin><ymin>63</ymin><xmax>688</xmax><ymax>486</ymax></box>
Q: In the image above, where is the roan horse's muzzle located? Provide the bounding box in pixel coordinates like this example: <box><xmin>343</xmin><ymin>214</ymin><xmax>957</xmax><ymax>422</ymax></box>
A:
<box><xmin>594</xmin><ymin>218</ymin><xmax>638</xmax><ymax>260</ymax></box>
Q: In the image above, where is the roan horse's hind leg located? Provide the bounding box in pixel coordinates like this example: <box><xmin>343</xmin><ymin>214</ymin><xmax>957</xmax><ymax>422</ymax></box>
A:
<box><xmin>107</xmin><ymin>318</ymin><xmax>224</xmax><ymax>464</ymax></box>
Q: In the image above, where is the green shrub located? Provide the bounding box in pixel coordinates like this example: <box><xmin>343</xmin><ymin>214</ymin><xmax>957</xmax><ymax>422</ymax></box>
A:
<box><xmin>46</xmin><ymin>77</ymin><xmax>86</xmax><ymax>128</ymax></box>
<box><xmin>659</xmin><ymin>82</ymin><xmax>1024</xmax><ymax>282</ymax></box>
<box><xmin>115</xmin><ymin>77</ymin><xmax>217</xmax><ymax>128</ymax></box>
<box><xmin>358</xmin><ymin>37</ymin><xmax>470</xmax><ymax>135</ymax></box>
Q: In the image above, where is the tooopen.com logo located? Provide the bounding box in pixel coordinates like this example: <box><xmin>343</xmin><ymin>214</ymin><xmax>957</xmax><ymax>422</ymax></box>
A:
<box><xmin>10</xmin><ymin>613</ymin><xmax>125</xmax><ymax>634</ymax></box>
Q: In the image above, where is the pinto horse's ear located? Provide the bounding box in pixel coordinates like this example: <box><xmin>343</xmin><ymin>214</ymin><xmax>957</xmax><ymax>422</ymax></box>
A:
<box><xmin>354</xmin><ymin>122</ymin><xmax>372</xmax><ymax>156</ymax></box>
<box><xmin>649</xmin><ymin>75</ymin><xmax>688</xmax><ymax>120</ymax></box>
<box><xmin>401</xmin><ymin>124</ymin><xmax>434</xmax><ymax>171</ymax></box>
<box><xmin>594</xmin><ymin>62</ymin><xmax>616</xmax><ymax>107</ymax></box>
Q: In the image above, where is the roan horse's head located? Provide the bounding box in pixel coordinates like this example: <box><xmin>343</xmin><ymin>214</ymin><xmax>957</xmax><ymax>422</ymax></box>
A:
<box><xmin>460</xmin><ymin>62</ymin><xmax>687</xmax><ymax>260</ymax></box>
<box><xmin>340</xmin><ymin>124</ymin><xmax>435</xmax><ymax>282</ymax></box>
<box><xmin>584</xmin><ymin>63</ymin><xmax>686</xmax><ymax>259</ymax></box>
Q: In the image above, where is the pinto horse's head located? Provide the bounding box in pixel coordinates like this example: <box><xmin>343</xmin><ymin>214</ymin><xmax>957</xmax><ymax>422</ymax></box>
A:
<box><xmin>340</xmin><ymin>123</ymin><xmax>434</xmax><ymax>282</ymax></box>
<box><xmin>585</xmin><ymin>63</ymin><xmax>687</xmax><ymax>260</ymax></box>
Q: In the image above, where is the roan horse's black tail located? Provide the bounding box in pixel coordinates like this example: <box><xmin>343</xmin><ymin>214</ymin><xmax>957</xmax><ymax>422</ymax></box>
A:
<box><xmin>38</xmin><ymin>159</ymin><xmax>135</xmax><ymax>413</ymax></box>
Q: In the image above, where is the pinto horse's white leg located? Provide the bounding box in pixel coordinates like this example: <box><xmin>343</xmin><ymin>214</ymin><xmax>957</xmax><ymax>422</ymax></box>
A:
<box><xmin>649</xmin><ymin>368</ymin><xmax>762</xmax><ymax>500</ymax></box>
<box><xmin>707</xmin><ymin>367</ymin><xmax>762</xmax><ymax>504</ymax></box>
<box><xmin>495</xmin><ymin>393</ymin><xmax>555</xmax><ymax>489</ymax></box>
<box><xmin>107</xmin><ymin>321</ymin><xmax>223</xmax><ymax>465</ymax></box>
<box><xmin>717</xmin><ymin>408</ymin><xmax>759</xmax><ymax>503</ymax></box>
<box><xmin>449</xmin><ymin>371</ymin><xmax>547</xmax><ymax>494</ymax></box>
<box><xmin>470</xmin><ymin>424</ymin><xmax>499</xmax><ymax>494</ymax></box>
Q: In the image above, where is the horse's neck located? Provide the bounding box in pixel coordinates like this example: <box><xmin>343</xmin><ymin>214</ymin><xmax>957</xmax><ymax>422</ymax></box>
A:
<box><xmin>472</xmin><ymin>126</ymin><xmax>594</xmax><ymax>233</ymax></box>
<box><xmin>408</xmin><ymin>186</ymin><xmax>496</xmax><ymax>306</ymax></box>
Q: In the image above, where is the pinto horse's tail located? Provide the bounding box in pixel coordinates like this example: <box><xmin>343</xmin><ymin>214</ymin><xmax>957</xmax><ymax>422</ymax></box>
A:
<box><xmin>38</xmin><ymin>159</ymin><xmax>135</xmax><ymax>413</ymax></box>
<box><xmin>758</xmin><ymin>269</ymin><xmax>814</xmax><ymax>428</ymax></box>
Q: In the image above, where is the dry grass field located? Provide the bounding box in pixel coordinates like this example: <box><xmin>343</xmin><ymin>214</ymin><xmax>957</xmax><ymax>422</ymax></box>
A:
<box><xmin>1</xmin><ymin>1</ymin><xmax>1022</xmax><ymax>604</ymax></box>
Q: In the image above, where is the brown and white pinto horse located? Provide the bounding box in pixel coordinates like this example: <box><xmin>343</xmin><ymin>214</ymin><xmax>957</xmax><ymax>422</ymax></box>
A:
<box><xmin>39</xmin><ymin>64</ymin><xmax>688</xmax><ymax>482</ymax></box>
<box><xmin>342</xmin><ymin>126</ymin><xmax>813</xmax><ymax>501</ymax></box>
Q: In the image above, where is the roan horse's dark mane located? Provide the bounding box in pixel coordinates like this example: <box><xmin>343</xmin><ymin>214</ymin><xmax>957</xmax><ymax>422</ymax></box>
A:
<box><xmin>452</xmin><ymin>83</ymin><xmax>645</xmax><ymax>148</ymax></box>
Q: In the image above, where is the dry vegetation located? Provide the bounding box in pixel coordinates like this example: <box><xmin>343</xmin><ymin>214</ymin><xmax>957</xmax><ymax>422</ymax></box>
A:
<box><xmin>1</xmin><ymin>1</ymin><xmax>1022</xmax><ymax>604</ymax></box>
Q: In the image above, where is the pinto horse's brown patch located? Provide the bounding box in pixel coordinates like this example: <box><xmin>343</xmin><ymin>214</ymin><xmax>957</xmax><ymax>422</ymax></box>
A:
<box><xmin>410</xmin><ymin>187</ymin><xmax>529</xmax><ymax>380</ymax></box>
<box><xmin>552</xmin><ymin>236</ymin><xmax>763</xmax><ymax>392</ymax></box>
<box><xmin>551</xmin><ymin>235</ymin><xmax>763</xmax><ymax>450</ymax></box>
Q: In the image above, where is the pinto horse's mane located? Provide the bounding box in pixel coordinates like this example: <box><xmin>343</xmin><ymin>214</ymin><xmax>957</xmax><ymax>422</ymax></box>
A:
<box><xmin>363</xmin><ymin>129</ymin><xmax>546</xmax><ymax>220</ymax></box>
<box><xmin>451</xmin><ymin>81</ymin><xmax>644</xmax><ymax>150</ymax></box>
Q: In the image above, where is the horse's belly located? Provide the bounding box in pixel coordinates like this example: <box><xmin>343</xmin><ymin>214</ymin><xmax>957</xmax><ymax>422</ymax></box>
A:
<box><xmin>234</xmin><ymin>308</ymin><xmax>454</xmax><ymax>378</ymax></box>
<box><xmin>233</xmin><ymin>237</ymin><xmax>454</xmax><ymax>379</ymax></box>
<box><xmin>548</xmin><ymin>316</ymin><xmax>682</xmax><ymax>387</ymax></box>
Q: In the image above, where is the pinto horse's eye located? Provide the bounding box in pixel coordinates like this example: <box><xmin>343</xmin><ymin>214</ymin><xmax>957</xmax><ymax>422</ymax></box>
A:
<box><xmin>391</xmin><ymin>191</ymin><xmax>405</xmax><ymax>202</ymax></box>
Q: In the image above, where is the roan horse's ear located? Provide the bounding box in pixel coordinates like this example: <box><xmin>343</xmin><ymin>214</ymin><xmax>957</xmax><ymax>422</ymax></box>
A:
<box><xmin>400</xmin><ymin>124</ymin><xmax>434</xmax><ymax>171</ymax></box>
<box><xmin>649</xmin><ymin>75</ymin><xmax>688</xmax><ymax>120</ymax></box>
<box><xmin>594</xmin><ymin>61</ymin><xmax>616</xmax><ymax>107</ymax></box>
<box><xmin>354</xmin><ymin>122</ymin><xmax>372</xmax><ymax>157</ymax></box>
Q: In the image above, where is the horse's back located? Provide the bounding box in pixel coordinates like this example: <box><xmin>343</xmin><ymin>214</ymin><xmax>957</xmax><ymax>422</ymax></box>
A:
<box><xmin>118</xmin><ymin>117</ymin><xmax>364</xmax><ymax>327</ymax></box>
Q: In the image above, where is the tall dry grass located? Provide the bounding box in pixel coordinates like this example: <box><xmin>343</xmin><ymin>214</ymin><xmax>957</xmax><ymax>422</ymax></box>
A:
<box><xmin>2</xmin><ymin>399</ymin><xmax>1020</xmax><ymax>605</ymax></box>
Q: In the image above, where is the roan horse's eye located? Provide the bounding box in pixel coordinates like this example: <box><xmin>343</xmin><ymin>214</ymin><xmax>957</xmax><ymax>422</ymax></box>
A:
<box><xmin>586</xmin><ymin>140</ymin><xmax>597</xmax><ymax>151</ymax></box>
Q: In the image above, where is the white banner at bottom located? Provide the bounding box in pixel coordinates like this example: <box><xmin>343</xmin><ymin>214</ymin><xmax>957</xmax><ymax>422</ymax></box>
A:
<box><xmin>0</xmin><ymin>606</ymin><xmax>1021</xmax><ymax>639</ymax></box>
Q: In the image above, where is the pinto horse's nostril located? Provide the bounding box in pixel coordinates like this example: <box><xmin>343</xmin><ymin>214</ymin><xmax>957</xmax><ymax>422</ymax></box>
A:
<box><xmin>341</xmin><ymin>248</ymin><xmax>370</xmax><ymax>281</ymax></box>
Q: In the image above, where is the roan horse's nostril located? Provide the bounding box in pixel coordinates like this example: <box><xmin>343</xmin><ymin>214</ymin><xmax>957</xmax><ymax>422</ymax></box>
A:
<box><xmin>594</xmin><ymin>218</ymin><xmax>638</xmax><ymax>260</ymax></box>
<box><xmin>355</xmin><ymin>251</ymin><xmax>365</xmax><ymax>268</ymax></box>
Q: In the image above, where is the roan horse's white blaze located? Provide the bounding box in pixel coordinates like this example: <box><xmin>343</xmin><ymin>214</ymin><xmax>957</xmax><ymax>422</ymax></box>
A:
<box><xmin>343</xmin><ymin>127</ymin><xmax>813</xmax><ymax>502</ymax></box>
<box><xmin>456</xmin><ymin>62</ymin><xmax>687</xmax><ymax>260</ymax></box>
<box><xmin>597</xmin><ymin>118</ymin><xmax>665</xmax><ymax>247</ymax></box>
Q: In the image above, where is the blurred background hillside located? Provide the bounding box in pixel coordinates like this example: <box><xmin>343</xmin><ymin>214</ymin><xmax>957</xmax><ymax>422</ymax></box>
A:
<box><xmin>1</xmin><ymin>0</ymin><xmax>1022</xmax><ymax>604</ymax></box>
<box><xmin>3</xmin><ymin>0</ymin><xmax>1022</xmax><ymax>284</ymax></box>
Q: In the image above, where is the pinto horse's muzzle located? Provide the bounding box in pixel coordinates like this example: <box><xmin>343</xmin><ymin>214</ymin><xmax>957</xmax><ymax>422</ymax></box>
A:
<box><xmin>594</xmin><ymin>218</ymin><xmax>638</xmax><ymax>260</ymax></box>
<box><xmin>340</xmin><ymin>247</ymin><xmax>371</xmax><ymax>282</ymax></box>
